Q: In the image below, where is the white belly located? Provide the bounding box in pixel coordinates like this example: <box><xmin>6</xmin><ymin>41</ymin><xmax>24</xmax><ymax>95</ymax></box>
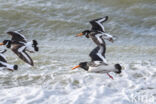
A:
<box><xmin>88</xmin><ymin>64</ymin><xmax>117</xmax><ymax>73</ymax></box>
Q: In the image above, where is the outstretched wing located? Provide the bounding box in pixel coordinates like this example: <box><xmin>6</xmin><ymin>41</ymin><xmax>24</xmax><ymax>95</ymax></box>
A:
<box><xmin>89</xmin><ymin>46</ymin><xmax>103</xmax><ymax>62</ymax></box>
<box><xmin>89</xmin><ymin>16</ymin><xmax>108</xmax><ymax>32</ymax></box>
<box><xmin>0</xmin><ymin>49</ymin><xmax>7</xmax><ymax>54</ymax></box>
<box><xmin>0</xmin><ymin>50</ymin><xmax>7</xmax><ymax>63</ymax></box>
<box><xmin>12</xmin><ymin>45</ymin><xmax>34</xmax><ymax>66</ymax></box>
<box><xmin>0</xmin><ymin>54</ymin><xmax>7</xmax><ymax>63</ymax></box>
<box><xmin>7</xmin><ymin>31</ymin><xmax>27</xmax><ymax>43</ymax></box>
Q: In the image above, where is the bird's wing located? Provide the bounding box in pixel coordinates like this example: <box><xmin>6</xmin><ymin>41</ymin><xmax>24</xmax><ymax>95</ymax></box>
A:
<box><xmin>0</xmin><ymin>54</ymin><xmax>7</xmax><ymax>63</ymax></box>
<box><xmin>7</xmin><ymin>31</ymin><xmax>27</xmax><ymax>43</ymax></box>
<box><xmin>89</xmin><ymin>16</ymin><xmax>108</xmax><ymax>32</ymax></box>
<box><xmin>0</xmin><ymin>49</ymin><xmax>7</xmax><ymax>54</ymax></box>
<box><xmin>0</xmin><ymin>49</ymin><xmax>7</xmax><ymax>63</ymax></box>
<box><xmin>89</xmin><ymin>46</ymin><xmax>103</xmax><ymax>62</ymax></box>
<box><xmin>11</xmin><ymin>45</ymin><xmax>34</xmax><ymax>66</ymax></box>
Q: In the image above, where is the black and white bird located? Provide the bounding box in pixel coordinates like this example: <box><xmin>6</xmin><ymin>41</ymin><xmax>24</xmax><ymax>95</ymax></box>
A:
<box><xmin>0</xmin><ymin>49</ymin><xmax>18</xmax><ymax>71</ymax></box>
<box><xmin>0</xmin><ymin>30</ymin><xmax>39</xmax><ymax>66</ymax></box>
<box><xmin>72</xmin><ymin>61</ymin><xmax>121</xmax><ymax>74</ymax></box>
<box><xmin>76</xmin><ymin>31</ymin><xmax>115</xmax><ymax>65</ymax></box>
<box><xmin>72</xmin><ymin>61</ymin><xmax>122</xmax><ymax>79</ymax></box>
<box><xmin>76</xmin><ymin>16</ymin><xmax>116</xmax><ymax>64</ymax></box>
<box><xmin>76</xmin><ymin>16</ymin><xmax>110</xmax><ymax>37</ymax></box>
<box><xmin>72</xmin><ymin>46</ymin><xmax>122</xmax><ymax>79</ymax></box>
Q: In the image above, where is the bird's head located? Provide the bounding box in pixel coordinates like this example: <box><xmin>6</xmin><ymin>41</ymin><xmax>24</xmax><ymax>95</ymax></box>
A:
<box><xmin>3</xmin><ymin>40</ymin><xmax>10</xmax><ymax>45</ymax></box>
<box><xmin>76</xmin><ymin>30</ymin><xmax>91</xmax><ymax>38</ymax></box>
<box><xmin>72</xmin><ymin>62</ymin><xmax>89</xmax><ymax>71</ymax></box>
<box><xmin>0</xmin><ymin>40</ymin><xmax>11</xmax><ymax>48</ymax></box>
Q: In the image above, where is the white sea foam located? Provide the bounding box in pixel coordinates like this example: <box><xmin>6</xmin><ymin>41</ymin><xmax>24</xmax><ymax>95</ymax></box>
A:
<box><xmin>0</xmin><ymin>61</ymin><xmax>155</xmax><ymax>104</ymax></box>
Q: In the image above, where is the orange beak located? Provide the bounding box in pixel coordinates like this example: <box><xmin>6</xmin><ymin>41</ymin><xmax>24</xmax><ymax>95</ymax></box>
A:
<box><xmin>76</xmin><ymin>33</ymin><xmax>83</xmax><ymax>37</ymax></box>
<box><xmin>0</xmin><ymin>43</ymin><xmax>4</xmax><ymax>46</ymax></box>
<box><xmin>72</xmin><ymin>65</ymin><xmax>80</xmax><ymax>70</ymax></box>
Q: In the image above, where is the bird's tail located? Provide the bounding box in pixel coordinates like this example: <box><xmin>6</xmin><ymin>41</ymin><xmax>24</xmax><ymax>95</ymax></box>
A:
<box><xmin>114</xmin><ymin>64</ymin><xmax>122</xmax><ymax>74</ymax></box>
<box><xmin>3</xmin><ymin>62</ymin><xmax>18</xmax><ymax>71</ymax></box>
<box><xmin>25</xmin><ymin>40</ymin><xmax>39</xmax><ymax>52</ymax></box>
<box><xmin>32</xmin><ymin>40</ymin><xmax>39</xmax><ymax>52</ymax></box>
<box><xmin>13</xmin><ymin>65</ymin><xmax>18</xmax><ymax>70</ymax></box>
<box><xmin>7</xmin><ymin>65</ymin><xmax>18</xmax><ymax>71</ymax></box>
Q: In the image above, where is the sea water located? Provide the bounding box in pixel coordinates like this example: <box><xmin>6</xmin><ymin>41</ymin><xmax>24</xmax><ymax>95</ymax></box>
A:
<box><xmin>0</xmin><ymin>0</ymin><xmax>156</xmax><ymax>104</ymax></box>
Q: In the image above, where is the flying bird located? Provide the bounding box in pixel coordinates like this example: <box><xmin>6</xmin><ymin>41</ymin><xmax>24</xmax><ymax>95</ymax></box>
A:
<box><xmin>0</xmin><ymin>30</ymin><xmax>39</xmax><ymax>66</ymax></box>
<box><xmin>0</xmin><ymin>49</ymin><xmax>18</xmax><ymax>71</ymax></box>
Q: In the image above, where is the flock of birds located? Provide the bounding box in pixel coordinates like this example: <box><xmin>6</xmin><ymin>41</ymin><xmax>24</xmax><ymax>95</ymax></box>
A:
<box><xmin>0</xmin><ymin>30</ymin><xmax>39</xmax><ymax>71</ymax></box>
<box><xmin>72</xmin><ymin>16</ymin><xmax>122</xmax><ymax>79</ymax></box>
<box><xmin>0</xmin><ymin>16</ymin><xmax>122</xmax><ymax>79</ymax></box>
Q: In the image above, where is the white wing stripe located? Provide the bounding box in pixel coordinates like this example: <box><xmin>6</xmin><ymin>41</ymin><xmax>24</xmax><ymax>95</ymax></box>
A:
<box><xmin>102</xmin><ymin>33</ymin><xmax>113</xmax><ymax>40</ymax></box>
<box><xmin>18</xmin><ymin>46</ymin><xmax>31</xmax><ymax>64</ymax></box>
<box><xmin>97</xmin><ymin>46</ymin><xmax>107</xmax><ymax>64</ymax></box>
<box><xmin>95</xmin><ymin>34</ymin><xmax>103</xmax><ymax>44</ymax></box>
<box><xmin>0</xmin><ymin>61</ymin><xmax>14</xmax><ymax>70</ymax></box>
<box><xmin>0</xmin><ymin>54</ymin><xmax>7</xmax><ymax>61</ymax></box>
<box><xmin>96</xmin><ymin>17</ymin><xmax>106</xmax><ymax>32</ymax></box>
